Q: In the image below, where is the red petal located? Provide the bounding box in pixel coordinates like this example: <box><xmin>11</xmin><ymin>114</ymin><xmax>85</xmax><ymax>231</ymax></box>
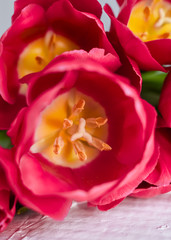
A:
<box><xmin>13</xmin><ymin>0</ymin><xmax>102</xmax><ymax>22</ymax></box>
<box><xmin>0</xmin><ymin>95</ymin><xmax>26</xmax><ymax>130</ymax></box>
<box><xmin>158</xmin><ymin>72</ymin><xmax>171</xmax><ymax>127</ymax></box>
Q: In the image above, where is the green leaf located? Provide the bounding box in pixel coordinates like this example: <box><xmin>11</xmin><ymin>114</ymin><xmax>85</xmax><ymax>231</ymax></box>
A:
<box><xmin>142</xmin><ymin>71</ymin><xmax>167</xmax><ymax>81</ymax></box>
<box><xmin>141</xmin><ymin>71</ymin><xmax>168</xmax><ymax>108</ymax></box>
<box><xmin>0</xmin><ymin>131</ymin><xmax>13</xmax><ymax>149</ymax></box>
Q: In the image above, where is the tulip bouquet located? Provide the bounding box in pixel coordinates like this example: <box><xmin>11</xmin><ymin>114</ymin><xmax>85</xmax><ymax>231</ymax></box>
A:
<box><xmin>0</xmin><ymin>0</ymin><xmax>171</xmax><ymax>232</ymax></box>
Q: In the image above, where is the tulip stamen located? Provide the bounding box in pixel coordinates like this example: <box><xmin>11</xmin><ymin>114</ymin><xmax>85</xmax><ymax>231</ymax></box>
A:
<box><xmin>63</xmin><ymin>118</ymin><xmax>73</xmax><ymax>129</ymax></box>
<box><xmin>73</xmin><ymin>141</ymin><xmax>87</xmax><ymax>161</ymax></box>
<box><xmin>45</xmin><ymin>31</ymin><xmax>55</xmax><ymax>49</ymax></box>
<box><xmin>71</xmin><ymin>99</ymin><xmax>85</xmax><ymax>117</ymax></box>
<box><xmin>53</xmin><ymin>136</ymin><xmax>64</xmax><ymax>155</ymax></box>
<box><xmin>49</xmin><ymin>34</ymin><xmax>56</xmax><ymax>50</ymax></box>
<box><xmin>158</xmin><ymin>32</ymin><xmax>170</xmax><ymax>38</ymax></box>
<box><xmin>143</xmin><ymin>6</ymin><xmax>150</xmax><ymax>21</ymax></box>
<box><xmin>91</xmin><ymin>137</ymin><xmax>112</xmax><ymax>151</ymax></box>
<box><xmin>155</xmin><ymin>8</ymin><xmax>171</xmax><ymax>27</ymax></box>
<box><xmin>35</xmin><ymin>56</ymin><xmax>45</xmax><ymax>65</ymax></box>
<box><xmin>86</xmin><ymin>117</ymin><xmax>108</xmax><ymax>128</ymax></box>
<box><xmin>140</xmin><ymin>32</ymin><xmax>148</xmax><ymax>40</ymax></box>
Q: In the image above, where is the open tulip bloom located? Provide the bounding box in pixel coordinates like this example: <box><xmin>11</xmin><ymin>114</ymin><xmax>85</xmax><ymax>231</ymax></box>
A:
<box><xmin>0</xmin><ymin>0</ymin><xmax>171</xmax><ymax>232</ymax></box>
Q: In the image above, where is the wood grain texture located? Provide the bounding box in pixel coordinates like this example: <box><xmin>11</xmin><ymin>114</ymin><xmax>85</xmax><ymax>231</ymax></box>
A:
<box><xmin>1</xmin><ymin>194</ymin><xmax>171</xmax><ymax>240</ymax></box>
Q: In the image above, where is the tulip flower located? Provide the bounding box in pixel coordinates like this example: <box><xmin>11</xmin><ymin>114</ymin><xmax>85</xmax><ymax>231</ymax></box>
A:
<box><xmin>115</xmin><ymin>0</ymin><xmax>171</xmax><ymax>65</ymax></box>
<box><xmin>0</xmin><ymin>50</ymin><xmax>158</xmax><ymax>217</ymax></box>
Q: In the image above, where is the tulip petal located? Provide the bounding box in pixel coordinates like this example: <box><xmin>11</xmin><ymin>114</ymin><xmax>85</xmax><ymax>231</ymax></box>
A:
<box><xmin>158</xmin><ymin>72</ymin><xmax>171</xmax><ymax>127</ymax></box>
<box><xmin>132</xmin><ymin>182</ymin><xmax>171</xmax><ymax>198</ymax></box>
<box><xmin>13</xmin><ymin>0</ymin><xmax>102</xmax><ymax>22</ymax></box>
<box><xmin>146</xmin><ymin>39</ymin><xmax>171</xmax><ymax>65</ymax></box>
<box><xmin>0</xmin><ymin>95</ymin><xmax>26</xmax><ymax>130</ymax></box>
<box><xmin>0</xmin><ymin>147</ymin><xmax>72</xmax><ymax>220</ymax></box>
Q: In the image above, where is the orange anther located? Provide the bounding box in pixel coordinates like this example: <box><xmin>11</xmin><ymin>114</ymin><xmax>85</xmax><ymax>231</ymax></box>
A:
<box><xmin>86</xmin><ymin>117</ymin><xmax>108</xmax><ymax>128</ymax></box>
<box><xmin>53</xmin><ymin>136</ymin><xmax>64</xmax><ymax>154</ymax></box>
<box><xmin>63</xmin><ymin>119</ymin><xmax>73</xmax><ymax>129</ymax></box>
<box><xmin>73</xmin><ymin>141</ymin><xmax>87</xmax><ymax>161</ymax></box>
<box><xmin>35</xmin><ymin>56</ymin><xmax>44</xmax><ymax>65</ymax></box>
<box><xmin>91</xmin><ymin>137</ymin><xmax>112</xmax><ymax>151</ymax></box>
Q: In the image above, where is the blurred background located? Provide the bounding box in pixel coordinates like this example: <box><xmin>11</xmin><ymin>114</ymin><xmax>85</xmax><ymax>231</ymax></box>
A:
<box><xmin>0</xmin><ymin>0</ymin><xmax>119</xmax><ymax>36</ymax></box>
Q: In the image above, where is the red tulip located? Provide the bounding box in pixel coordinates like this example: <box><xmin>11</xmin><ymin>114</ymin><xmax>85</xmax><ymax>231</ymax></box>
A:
<box><xmin>0</xmin><ymin>50</ymin><xmax>158</xmax><ymax>216</ymax></box>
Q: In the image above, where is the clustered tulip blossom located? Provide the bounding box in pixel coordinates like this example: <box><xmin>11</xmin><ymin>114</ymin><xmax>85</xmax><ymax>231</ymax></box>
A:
<box><xmin>0</xmin><ymin>0</ymin><xmax>170</xmax><ymax>232</ymax></box>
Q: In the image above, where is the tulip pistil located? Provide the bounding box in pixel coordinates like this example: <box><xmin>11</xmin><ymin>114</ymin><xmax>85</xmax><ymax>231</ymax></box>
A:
<box><xmin>154</xmin><ymin>8</ymin><xmax>171</xmax><ymax>28</ymax></box>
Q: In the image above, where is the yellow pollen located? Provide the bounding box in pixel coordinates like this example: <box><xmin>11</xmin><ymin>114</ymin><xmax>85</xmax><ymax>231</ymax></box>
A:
<box><xmin>30</xmin><ymin>91</ymin><xmax>111</xmax><ymax>168</ymax></box>
<box><xmin>128</xmin><ymin>0</ymin><xmax>171</xmax><ymax>41</ymax></box>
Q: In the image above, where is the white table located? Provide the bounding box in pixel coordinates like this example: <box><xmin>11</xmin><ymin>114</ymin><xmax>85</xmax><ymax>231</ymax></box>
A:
<box><xmin>1</xmin><ymin>194</ymin><xmax>171</xmax><ymax>240</ymax></box>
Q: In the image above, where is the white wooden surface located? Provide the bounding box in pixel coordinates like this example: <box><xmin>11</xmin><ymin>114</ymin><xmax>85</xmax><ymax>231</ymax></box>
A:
<box><xmin>1</xmin><ymin>194</ymin><xmax>171</xmax><ymax>240</ymax></box>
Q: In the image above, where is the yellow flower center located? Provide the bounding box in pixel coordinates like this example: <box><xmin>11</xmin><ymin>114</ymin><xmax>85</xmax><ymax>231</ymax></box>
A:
<box><xmin>128</xmin><ymin>0</ymin><xmax>171</xmax><ymax>41</ymax></box>
<box><xmin>17</xmin><ymin>31</ymin><xmax>79</xmax><ymax>78</ymax></box>
<box><xmin>30</xmin><ymin>89</ymin><xmax>111</xmax><ymax>168</ymax></box>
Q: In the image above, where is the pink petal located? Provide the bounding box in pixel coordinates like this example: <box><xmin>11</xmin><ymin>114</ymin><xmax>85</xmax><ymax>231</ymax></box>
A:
<box><xmin>146</xmin><ymin>128</ymin><xmax>171</xmax><ymax>186</ymax></box>
<box><xmin>117</xmin><ymin>0</ymin><xmax>137</xmax><ymax>25</ymax></box>
<box><xmin>132</xmin><ymin>182</ymin><xmax>171</xmax><ymax>198</ymax></box>
<box><xmin>158</xmin><ymin>72</ymin><xmax>171</xmax><ymax>127</ymax></box>
<box><xmin>0</xmin><ymin>147</ymin><xmax>72</xmax><ymax>220</ymax></box>
<box><xmin>146</xmin><ymin>39</ymin><xmax>171</xmax><ymax>65</ymax></box>
<box><xmin>0</xmin><ymin>95</ymin><xmax>26</xmax><ymax>130</ymax></box>
<box><xmin>0</xmin><ymin>151</ymin><xmax>16</xmax><ymax>232</ymax></box>
<box><xmin>13</xmin><ymin>0</ymin><xmax>102</xmax><ymax>22</ymax></box>
<box><xmin>97</xmin><ymin>198</ymin><xmax>125</xmax><ymax>211</ymax></box>
<box><xmin>46</xmin><ymin>0</ymin><xmax>117</xmax><ymax>56</ymax></box>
